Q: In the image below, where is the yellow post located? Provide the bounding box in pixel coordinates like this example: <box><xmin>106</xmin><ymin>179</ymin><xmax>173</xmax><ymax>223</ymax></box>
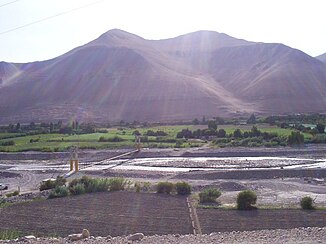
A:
<box><xmin>75</xmin><ymin>160</ymin><xmax>79</xmax><ymax>172</ymax></box>
<box><xmin>70</xmin><ymin>160</ymin><xmax>74</xmax><ymax>171</ymax></box>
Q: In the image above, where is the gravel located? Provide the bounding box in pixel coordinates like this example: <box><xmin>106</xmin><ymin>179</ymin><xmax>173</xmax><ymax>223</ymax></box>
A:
<box><xmin>1</xmin><ymin>227</ymin><xmax>325</xmax><ymax>243</ymax></box>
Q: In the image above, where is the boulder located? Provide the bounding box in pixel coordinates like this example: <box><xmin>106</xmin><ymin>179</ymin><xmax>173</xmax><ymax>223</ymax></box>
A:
<box><xmin>68</xmin><ymin>234</ymin><xmax>83</xmax><ymax>241</ymax></box>
<box><xmin>23</xmin><ymin>235</ymin><xmax>36</xmax><ymax>240</ymax></box>
<box><xmin>82</xmin><ymin>229</ymin><xmax>90</xmax><ymax>239</ymax></box>
<box><xmin>128</xmin><ymin>233</ymin><xmax>145</xmax><ymax>241</ymax></box>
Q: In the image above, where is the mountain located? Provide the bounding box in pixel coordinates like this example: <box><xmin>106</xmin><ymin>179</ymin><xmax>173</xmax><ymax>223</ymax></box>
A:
<box><xmin>0</xmin><ymin>29</ymin><xmax>326</xmax><ymax>123</ymax></box>
<box><xmin>316</xmin><ymin>53</ymin><xmax>326</xmax><ymax>63</ymax></box>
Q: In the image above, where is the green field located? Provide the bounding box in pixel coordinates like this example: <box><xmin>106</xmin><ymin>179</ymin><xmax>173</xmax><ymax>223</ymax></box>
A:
<box><xmin>0</xmin><ymin>124</ymin><xmax>314</xmax><ymax>152</ymax></box>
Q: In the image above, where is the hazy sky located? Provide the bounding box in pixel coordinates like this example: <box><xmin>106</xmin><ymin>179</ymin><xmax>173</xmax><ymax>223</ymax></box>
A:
<box><xmin>0</xmin><ymin>0</ymin><xmax>325</xmax><ymax>62</ymax></box>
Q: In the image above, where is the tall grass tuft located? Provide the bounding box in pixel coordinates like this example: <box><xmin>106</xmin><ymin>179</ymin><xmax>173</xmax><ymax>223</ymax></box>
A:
<box><xmin>0</xmin><ymin>229</ymin><xmax>22</xmax><ymax>240</ymax></box>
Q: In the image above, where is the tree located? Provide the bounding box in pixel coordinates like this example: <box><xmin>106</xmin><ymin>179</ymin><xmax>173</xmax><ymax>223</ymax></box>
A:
<box><xmin>300</xmin><ymin>196</ymin><xmax>314</xmax><ymax>210</ymax></box>
<box><xmin>57</xmin><ymin>120</ymin><xmax>63</xmax><ymax>129</ymax></box>
<box><xmin>202</xmin><ymin>116</ymin><xmax>206</xmax><ymax>124</ymax></box>
<box><xmin>132</xmin><ymin>130</ymin><xmax>141</xmax><ymax>136</ymax></box>
<box><xmin>247</xmin><ymin>114</ymin><xmax>256</xmax><ymax>124</ymax></box>
<box><xmin>15</xmin><ymin>122</ymin><xmax>21</xmax><ymax>131</ymax></box>
<box><xmin>75</xmin><ymin>121</ymin><xmax>79</xmax><ymax>130</ymax></box>
<box><xmin>50</xmin><ymin>122</ymin><xmax>54</xmax><ymax>132</ymax></box>
<box><xmin>192</xmin><ymin>118</ymin><xmax>199</xmax><ymax>125</ymax></box>
<box><xmin>72</xmin><ymin>121</ymin><xmax>76</xmax><ymax>130</ymax></box>
<box><xmin>175</xmin><ymin>182</ymin><xmax>191</xmax><ymax>195</ymax></box>
<box><xmin>233</xmin><ymin>129</ymin><xmax>243</xmax><ymax>138</ymax></box>
<box><xmin>250</xmin><ymin>126</ymin><xmax>261</xmax><ymax>137</ymax></box>
<box><xmin>287</xmin><ymin>131</ymin><xmax>304</xmax><ymax>146</ymax></box>
<box><xmin>29</xmin><ymin>122</ymin><xmax>36</xmax><ymax>129</ymax></box>
<box><xmin>199</xmin><ymin>188</ymin><xmax>222</xmax><ymax>203</ymax></box>
<box><xmin>217</xmin><ymin>129</ymin><xmax>226</xmax><ymax>138</ymax></box>
<box><xmin>208</xmin><ymin>120</ymin><xmax>217</xmax><ymax>131</ymax></box>
<box><xmin>316</xmin><ymin>123</ymin><xmax>325</xmax><ymax>134</ymax></box>
<box><xmin>237</xmin><ymin>190</ymin><xmax>257</xmax><ymax>210</ymax></box>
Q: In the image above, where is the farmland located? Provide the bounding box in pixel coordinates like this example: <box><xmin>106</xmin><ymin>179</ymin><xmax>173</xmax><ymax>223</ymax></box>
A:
<box><xmin>1</xmin><ymin>191</ymin><xmax>325</xmax><ymax>238</ymax></box>
<box><xmin>0</xmin><ymin>124</ymin><xmax>312</xmax><ymax>152</ymax></box>
<box><xmin>0</xmin><ymin>192</ymin><xmax>192</xmax><ymax>237</ymax></box>
<box><xmin>198</xmin><ymin>209</ymin><xmax>326</xmax><ymax>233</ymax></box>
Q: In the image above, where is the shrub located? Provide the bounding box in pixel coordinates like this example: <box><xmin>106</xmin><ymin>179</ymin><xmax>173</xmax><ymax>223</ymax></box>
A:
<box><xmin>69</xmin><ymin>183</ymin><xmax>86</xmax><ymax>195</ymax></box>
<box><xmin>199</xmin><ymin>188</ymin><xmax>221</xmax><ymax>203</ymax></box>
<box><xmin>48</xmin><ymin>186</ymin><xmax>69</xmax><ymax>199</ymax></box>
<box><xmin>142</xmin><ymin>182</ymin><xmax>151</xmax><ymax>192</ymax></box>
<box><xmin>175</xmin><ymin>182</ymin><xmax>191</xmax><ymax>195</ymax></box>
<box><xmin>108</xmin><ymin>177</ymin><xmax>127</xmax><ymax>191</ymax></box>
<box><xmin>108</xmin><ymin>136</ymin><xmax>124</xmax><ymax>142</ymax></box>
<box><xmin>134</xmin><ymin>182</ymin><xmax>141</xmax><ymax>193</ymax></box>
<box><xmin>156</xmin><ymin>182</ymin><xmax>174</xmax><ymax>194</ymax></box>
<box><xmin>237</xmin><ymin>190</ymin><xmax>257</xmax><ymax>210</ymax></box>
<box><xmin>287</xmin><ymin>131</ymin><xmax>304</xmax><ymax>146</ymax></box>
<box><xmin>98</xmin><ymin>136</ymin><xmax>124</xmax><ymax>142</ymax></box>
<box><xmin>40</xmin><ymin>176</ymin><xmax>66</xmax><ymax>191</ymax></box>
<box><xmin>69</xmin><ymin>176</ymin><xmax>110</xmax><ymax>193</ymax></box>
<box><xmin>134</xmin><ymin>182</ymin><xmax>152</xmax><ymax>192</ymax></box>
<box><xmin>0</xmin><ymin>229</ymin><xmax>22</xmax><ymax>240</ymax></box>
<box><xmin>93</xmin><ymin>178</ymin><xmax>110</xmax><ymax>192</ymax></box>
<box><xmin>300</xmin><ymin>196</ymin><xmax>314</xmax><ymax>210</ymax></box>
<box><xmin>5</xmin><ymin>191</ymin><xmax>19</xmax><ymax>198</ymax></box>
<box><xmin>1</xmin><ymin>140</ymin><xmax>15</xmax><ymax>146</ymax></box>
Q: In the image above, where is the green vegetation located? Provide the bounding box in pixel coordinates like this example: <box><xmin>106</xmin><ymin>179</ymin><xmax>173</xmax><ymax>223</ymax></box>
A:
<box><xmin>1</xmin><ymin>114</ymin><xmax>326</xmax><ymax>152</ymax></box>
<box><xmin>134</xmin><ymin>182</ymin><xmax>152</xmax><ymax>193</ymax></box>
<box><xmin>0</xmin><ymin>229</ymin><xmax>22</xmax><ymax>240</ymax></box>
<box><xmin>0</xmin><ymin>124</ymin><xmax>204</xmax><ymax>152</ymax></box>
<box><xmin>51</xmin><ymin>176</ymin><xmax>129</xmax><ymax>197</ymax></box>
<box><xmin>156</xmin><ymin>182</ymin><xmax>174</xmax><ymax>194</ymax></box>
<box><xmin>39</xmin><ymin>176</ymin><xmax>66</xmax><ymax>191</ymax></box>
<box><xmin>175</xmin><ymin>182</ymin><xmax>191</xmax><ymax>195</ymax></box>
<box><xmin>0</xmin><ymin>198</ymin><xmax>12</xmax><ymax>209</ymax></box>
<box><xmin>300</xmin><ymin>196</ymin><xmax>315</xmax><ymax>210</ymax></box>
<box><xmin>199</xmin><ymin>188</ymin><xmax>222</xmax><ymax>203</ymax></box>
<box><xmin>68</xmin><ymin>176</ymin><xmax>110</xmax><ymax>194</ymax></box>
<box><xmin>48</xmin><ymin>186</ymin><xmax>69</xmax><ymax>199</ymax></box>
<box><xmin>5</xmin><ymin>191</ymin><xmax>19</xmax><ymax>198</ymax></box>
<box><xmin>237</xmin><ymin>190</ymin><xmax>257</xmax><ymax>210</ymax></box>
<box><xmin>108</xmin><ymin>177</ymin><xmax>129</xmax><ymax>191</ymax></box>
<box><xmin>69</xmin><ymin>183</ymin><xmax>86</xmax><ymax>195</ymax></box>
<box><xmin>287</xmin><ymin>131</ymin><xmax>304</xmax><ymax>146</ymax></box>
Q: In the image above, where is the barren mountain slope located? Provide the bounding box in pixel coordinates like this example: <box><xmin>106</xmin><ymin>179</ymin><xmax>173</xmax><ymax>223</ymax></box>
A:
<box><xmin>0</xmin><ymin>30</ymin><xmax>253</xmax><ymax>123</ymax></box>
<box><xmin>316</xmin><ymin>52</ymin><xmax>326</xmax><ymax>63</ymax></box>
<box><xmin>204</xmin><ymin>44</ymin><xmax>326</xmax><ymax>114</ymax></box>
<box><xmin>0</xmin><ymin>29</ymin><xmax>326</xmax><ymax>123</ymax></box>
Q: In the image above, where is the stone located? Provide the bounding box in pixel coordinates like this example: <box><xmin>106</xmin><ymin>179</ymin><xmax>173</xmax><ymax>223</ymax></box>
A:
<box><xmin>82</xmin><ymin>229</ymin><xmax>90</xmax><ymax>239</ymax></box>
<box><xmin>23</xmin><ymin>235</ymin><xmax>36</xmax><ymax>240</ymax></box>
<box><xmin>128</xmin><ymin>233</ymin><xmax>145</xmax><ymax>241</ymax></box>
<box><xmin>106</xmin><ymin>235</ymin><xmax>112</xmax><ymax>240</ymax></box>
<box><xmin>68</xmin><ymin>234</ymin><xmax>83</xmax><ymax>241</ymax></box>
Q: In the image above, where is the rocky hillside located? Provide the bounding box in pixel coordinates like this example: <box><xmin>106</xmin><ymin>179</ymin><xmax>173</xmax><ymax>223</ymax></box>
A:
<box><xmin>1</xmin><ymin>29</ymin><xmax>326</xmax><ymax>123</ymax></box>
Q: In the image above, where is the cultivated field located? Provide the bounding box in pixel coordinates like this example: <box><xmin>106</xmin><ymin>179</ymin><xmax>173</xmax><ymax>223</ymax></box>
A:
<box><xmin>198</xmin><ymin>209</ymin><xmax>326</xmax><ymax>233</ymax></box>
<box><xmin>1</xmin><ymin>191</ymin><xmax>326</xmax><ymax>238</ymax></box>
<box><xmin>0</xmin><ymin>192</ymin><xmax>192</xmax><ymax>237</ymax></box>
<box><xmin>0</xmin><ymin>124</ymin><xmax>306</xmax><ymax>152</ymax></box>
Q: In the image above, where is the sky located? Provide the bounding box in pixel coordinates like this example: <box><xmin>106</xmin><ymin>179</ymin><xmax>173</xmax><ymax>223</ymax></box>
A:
<box><xmin>0</xmin><ymin>0</ymin><xmax>325</xmax><ymax>62</ymax></box>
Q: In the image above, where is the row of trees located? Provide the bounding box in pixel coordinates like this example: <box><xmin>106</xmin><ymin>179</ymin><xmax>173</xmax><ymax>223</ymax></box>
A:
<box><xmin>0</xmin><ymin>120</ymin><xmax>97</xmax><ymax>135</ymax></box>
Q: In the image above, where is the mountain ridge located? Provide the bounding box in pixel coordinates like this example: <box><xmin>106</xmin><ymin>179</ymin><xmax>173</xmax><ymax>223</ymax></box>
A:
<box><xmin>0</xmin><ymin>30</ymin><xmax>325</xmax><ymax>123</ymax></box>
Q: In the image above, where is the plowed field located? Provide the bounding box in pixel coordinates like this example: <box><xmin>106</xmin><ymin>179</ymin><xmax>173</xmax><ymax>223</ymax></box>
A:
<box><xmin>0</xmin><ymin>192</ymin><xmax>192</xmax><ymax>236</ymax></box>
<box><xmin>198</xmin><ymin>209</ymin><xmax>326</xmax><ymax>234</ymax></box>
